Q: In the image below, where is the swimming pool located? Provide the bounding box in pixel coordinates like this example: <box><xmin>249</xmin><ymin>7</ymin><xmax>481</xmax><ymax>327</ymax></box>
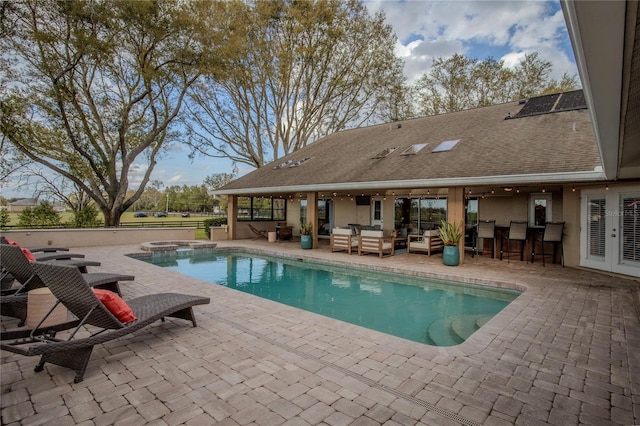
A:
<box><xmin>140</xmin><ymin>251</ymin><xmax>520</xmax><ymax>346</ymax></box>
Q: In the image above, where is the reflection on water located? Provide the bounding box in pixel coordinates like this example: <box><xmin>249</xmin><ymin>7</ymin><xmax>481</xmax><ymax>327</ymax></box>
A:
<box><xmin>143</xmin><ymin>251</ymin><xmax>520</xmax><ymax>346</ymax></box>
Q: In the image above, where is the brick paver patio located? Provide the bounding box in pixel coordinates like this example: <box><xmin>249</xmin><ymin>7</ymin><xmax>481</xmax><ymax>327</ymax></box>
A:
<box><xmin>2</xmin><ymin>240</ymin><xmax>639</xmax><ymax>425</ymax></box>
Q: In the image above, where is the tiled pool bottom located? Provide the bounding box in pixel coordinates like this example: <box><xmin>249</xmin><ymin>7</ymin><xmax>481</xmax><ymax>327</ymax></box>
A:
<box><xmin>136</xmin><ymin>250</ymin><xmax>520</xmax><ymax>346</ymax></box>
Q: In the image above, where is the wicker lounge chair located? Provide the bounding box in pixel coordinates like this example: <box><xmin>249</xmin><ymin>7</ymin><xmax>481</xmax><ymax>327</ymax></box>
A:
<box><xmin>0</xmin><ymin>244</ymin><xmax>133</xmax><ymax>325</ymax></box>
<box><xmin>1</xmin><ymin>262</ymin><xmax>210</xmax><ymax>383</ymax></box>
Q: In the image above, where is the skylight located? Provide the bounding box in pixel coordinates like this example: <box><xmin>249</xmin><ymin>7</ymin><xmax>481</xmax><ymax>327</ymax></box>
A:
<box><xmin>401</xmin><ymin>143</ymin><xmax>428</xmax><ymax>155</ymax></box>
<box><xmin>272</xmin><ymin>158</ymin><xmax>312</xmax><ymax>169</ymax></box>
<box><xmin>273</xmin><ymin>159</ymin><xmax>294</xmax><ymax>169</ymax></box>
<box><xmin>432</xmin><ymin>139</ymin><xmax>460</xmax><ymax>152</ymax></box>
<box><xmin>288</xmin><ymin>158</ymin><xmax>310</xmax><ymax>167</ymax></box>
<box><xmin>372</xmin><ymin>147</ymin><xmax>398</xmax><ymax>159</ymax></box>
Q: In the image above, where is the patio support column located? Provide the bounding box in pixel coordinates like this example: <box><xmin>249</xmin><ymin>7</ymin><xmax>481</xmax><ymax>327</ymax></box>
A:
<box><xmin>306</xmin><ymin>191</ymin><xmax>318</xmax><ymax>248</ymax></box>
<box><xmin>448</xmin><ymin>187</ymin><xmax>465</xmax><ymax>264</ymax></box>
<box><xmin>227</xmin><ymin>195</ymin><xmax>237</xmax><ymax>240</ymax></box>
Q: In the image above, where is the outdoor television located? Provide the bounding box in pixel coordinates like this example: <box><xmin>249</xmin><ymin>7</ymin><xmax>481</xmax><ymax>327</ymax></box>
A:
<box><xmin>355</xmin><ymin>195</ymin><xmax>371</xmax><ymax>205</ymax></box>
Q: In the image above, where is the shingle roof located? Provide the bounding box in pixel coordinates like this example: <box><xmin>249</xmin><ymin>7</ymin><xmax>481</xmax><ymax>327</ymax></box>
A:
<box><xmin>9</xmin><ymin>198</ymin><xmax>38</xmax><ymax>206</ymax></box>
<box><xmin>218</xmin><ymin>91</ymin><xmax>603</xmax><ymax>195</ymax></box>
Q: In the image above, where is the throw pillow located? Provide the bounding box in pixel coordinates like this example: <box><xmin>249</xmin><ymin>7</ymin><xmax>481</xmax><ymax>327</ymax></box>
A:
<box><xmin>92</xmin><ymin>289</ymin><xmax>137</xmax><ymax>323</ymax></box>
<box><xmin>21</xmin><ymin>248</ymin><xmax>36</xmax><ymax>262</ymax></box>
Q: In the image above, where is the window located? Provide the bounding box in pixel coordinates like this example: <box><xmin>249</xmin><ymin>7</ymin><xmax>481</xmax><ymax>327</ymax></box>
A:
<box><xmin>432</xmin><ymin>139</ymin><xmax>460</xmax><ymax>152</ymax></box>
<box><xmin>529</xmin><ymin>193</ymin><xmax>552</xmax><ymax>226</ymax></box>
<box><xmin>401</xmin><ymin>143</ymin><xmax>428</xmax><ymax>155</ymax></box>
<box><xmin>394</xmin><ymin>197</ymin><xmax>447</xmax><ymax>234</ymax></box>
<box><xmin>237</xmin><ymin>197</ymin><xmax>286</xmax><ymax>221</ymax></box>
<box><xmin>371</xmin><ymin>147</ymin><xmax>398</xmax><ymax>158</ymax></box>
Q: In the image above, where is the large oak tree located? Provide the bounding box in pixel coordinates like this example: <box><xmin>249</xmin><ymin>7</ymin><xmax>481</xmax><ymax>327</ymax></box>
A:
<box><xmin>0</xmin><ymin>0</ymin><xmax>244</xmax><ymax>225</ymax></box>
<box><xmin>184</xmin><ymin>0</ymin><xmax>407</xmax><ymax>169</ymax></box>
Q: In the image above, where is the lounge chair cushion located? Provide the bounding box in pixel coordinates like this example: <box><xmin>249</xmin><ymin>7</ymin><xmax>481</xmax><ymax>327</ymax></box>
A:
<box><xmin>93</xmin><ymin>289</ymin><xmax>137</xmax><ymax>323</ymax></box>
<box><xmin>21</xmin><ymin>248</ymin><xmax>37</xmax><ymax>262</ymax></box>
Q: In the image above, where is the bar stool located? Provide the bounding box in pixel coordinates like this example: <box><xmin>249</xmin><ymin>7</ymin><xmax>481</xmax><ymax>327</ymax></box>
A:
<box><xmin>532</xmin><ymin>221</ymin><xmax>565</xmax><ymax>266</ymax></box>
<box><xmin>473</xmin><ymin>220</ymin><xmax>496</xmax><ymax>258</ymax></box>
<box><xmin>500</xmin><ymin>221</ymin><xmax>528</xmax><ymax>263</ymax></box>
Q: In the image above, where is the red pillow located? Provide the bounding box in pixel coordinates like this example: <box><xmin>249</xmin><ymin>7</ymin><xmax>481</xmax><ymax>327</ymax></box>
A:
<box><xmin>5</xmin><ymin>238</ymin><xmax>19</xmax><ymax>246</ymax></box>
<box><xmin>21</xmin><ymin>248</ymin><xmax>36</xmax><ymax>262</ymax></box>
<box><xmin>92</xmin><ymin>289</ymin><xmax>137</xmax><ymax>323</ymax></box>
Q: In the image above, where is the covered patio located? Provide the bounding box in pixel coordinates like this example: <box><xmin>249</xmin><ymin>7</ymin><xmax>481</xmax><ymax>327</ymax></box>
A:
<box><xmin>2</xmin><ymin>240</ymin><xmax>638</xmax><ymax>425</ymax></box>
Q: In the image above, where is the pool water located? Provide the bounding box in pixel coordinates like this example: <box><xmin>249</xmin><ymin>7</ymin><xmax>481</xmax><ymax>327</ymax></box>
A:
<box><xmin>141</xmin><ymin>251</ymin><xmax>520</xmax><ymax>346</ymax></box>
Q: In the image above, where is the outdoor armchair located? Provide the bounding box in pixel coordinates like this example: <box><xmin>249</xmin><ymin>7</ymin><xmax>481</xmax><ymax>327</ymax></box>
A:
<box><xmin>358</xmin><ymin>230</ymin><xmax>395</xmax><ymax>258</ymax></box>
<box><xmin>330</xmin><ymin>228</ymin><xmax>358</xmax><ymax>254</ymax></box>
<box><xmin>407</xmin><ymin>230</ymin><xmax>444</xmax><ymax>256</ymax></box>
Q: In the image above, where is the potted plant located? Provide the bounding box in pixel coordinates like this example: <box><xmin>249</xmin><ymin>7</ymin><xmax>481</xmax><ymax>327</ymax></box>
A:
<box><xmin>299</xmin><ymin>221</ymin><xmax>313</xmax><ymax>249</ymax></box>
<box><xmin>438</xmin><ymin>219</ymin><xmax>463</xmax><ymax>266</ymax></box>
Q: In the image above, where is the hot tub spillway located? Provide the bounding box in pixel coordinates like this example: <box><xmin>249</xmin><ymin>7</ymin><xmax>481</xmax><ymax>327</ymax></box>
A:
<box><xmin>140</xmin><ymin>240</ymin><xmax>216</xmax><ymax>257</ymax></box>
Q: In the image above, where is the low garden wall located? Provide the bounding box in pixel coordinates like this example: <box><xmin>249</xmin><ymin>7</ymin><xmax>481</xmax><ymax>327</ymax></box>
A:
<box><xmin>2</xmin><ymin>227</ymin><xmax>196</xmax><ymax>248</ymax></box>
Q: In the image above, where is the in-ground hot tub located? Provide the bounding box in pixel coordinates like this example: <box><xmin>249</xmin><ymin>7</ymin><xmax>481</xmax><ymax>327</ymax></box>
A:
<box><xmin>139</xmin><ymin>240</ymin><xmax>217</xmax><ymax>257</ymax></box>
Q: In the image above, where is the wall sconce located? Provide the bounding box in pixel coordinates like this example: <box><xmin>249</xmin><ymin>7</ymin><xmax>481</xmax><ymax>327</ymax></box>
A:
<box><xmin>572</xmin><ymin>185</ymin><xmax>576</xmax><ymax>192</ymax></box>
<box><xmin>491</xmin><ymin>188</ymin><xmax>495</xmax><ymax>194</ymax></box>
<box><xmin>542</xmin><ymin>187</ymin><xmax>546</xmax><ymax>193</ymax></box>
<box><xmin>502</xmin><ymin>187</ymin><xmax>513</xmax><ymax>192</ymax></box>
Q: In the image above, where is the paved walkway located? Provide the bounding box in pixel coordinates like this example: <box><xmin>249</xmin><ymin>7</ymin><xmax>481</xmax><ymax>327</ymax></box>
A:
<box><xmin>1</xmin><ymin>240</ymin><xmax>639</xmax><ymax>425</ymax></box>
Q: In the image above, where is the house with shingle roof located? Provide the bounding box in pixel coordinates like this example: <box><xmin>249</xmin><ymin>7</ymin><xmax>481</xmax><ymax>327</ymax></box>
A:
<box><xmin>7</xmin><ymin>198</ymin><xmax>39</xmax><ymax>213</ymax></box>
<box><xmin>215</xmin><ymin>0</ymin><xmax>640</xmax><ymax>279</ymax></box>
<box><xmin>214</xmin><ymin>88</ymin><xmax>639</xmax><ymax>278</ymax></box>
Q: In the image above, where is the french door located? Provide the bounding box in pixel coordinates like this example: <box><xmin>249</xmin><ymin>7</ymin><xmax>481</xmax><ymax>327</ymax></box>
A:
<box><xmin>371</xmin><ymin>199</ymin><xmax>383</xmax><ymax>229</ymax></box>
<box><xmin>581</xmin><ymin>186</ymin><xmax>640</xmax><ymax>277</ymax></box>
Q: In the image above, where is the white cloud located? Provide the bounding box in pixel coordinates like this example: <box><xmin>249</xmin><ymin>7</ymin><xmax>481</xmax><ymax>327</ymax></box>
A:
<box><xmin>369</xmin><ymin>0</ymin><xmax>577</xmax><ymax>83</ymax></box>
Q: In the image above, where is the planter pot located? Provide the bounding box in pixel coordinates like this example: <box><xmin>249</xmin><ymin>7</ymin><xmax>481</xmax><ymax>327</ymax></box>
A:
<box><xmin>300</xmin><ymin>234</ymin><xmax>312</xmax><ymax>250</ymax></box>
<box><xmin>442</xmin><ymin>246</ymin><xmax>460</xmax><ymax>266</ymax></box>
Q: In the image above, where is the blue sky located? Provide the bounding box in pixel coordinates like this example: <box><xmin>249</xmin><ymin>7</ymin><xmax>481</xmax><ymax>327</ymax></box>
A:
<box><xmin>3</xmin><ymin>1</ymin><xmax>577</xmax><ymax>199</ymax></box>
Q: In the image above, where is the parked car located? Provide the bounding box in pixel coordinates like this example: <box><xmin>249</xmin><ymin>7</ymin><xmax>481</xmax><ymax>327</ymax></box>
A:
<box><xmin>154</xmin><ymin>211</ymin><xmax>167</xmax><ymax>217</ymax></box>
<box><xmin>133</xmin><ymin>212</ymin><xmax>147</xmax><ymax>218</ymax></box>
<box><xmin>181</xmin><ymin>212</ymin><xmax>190</xmax><ymax>217</ymax></box>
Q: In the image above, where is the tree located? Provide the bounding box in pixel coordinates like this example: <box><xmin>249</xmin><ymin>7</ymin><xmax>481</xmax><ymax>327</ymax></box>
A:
<box><xmin>17</xmin><ymin>202</ymin><xmax>61</xmax><ymax>228</ymax></box>
<box><xmin>184</xmin><ymin>0</ymin><xmax>406</xmax><ymax>168</ymax></box>
<box><xmin>203</xmin><ymin>171</ymin><xmax>238</xmax><ymax>191</ymax></box>
<box><xmin>415</xmin><ymin>51</ymin><xmax>579</xmax><ymax>115</ymax></box>
<box><xmin>416</xmin><ymin>54</ymin><xmax>477</xmax><ymax>116</ymax></box>
<box><xmin>0</xmin><ymin>0</ymin><xmax>244</xmax><ymax>226</ymax></box>
<box><xmin>0</xmin><ymin>209</ymin><xmax>9</xmax><ymax>229</ymax></box>
<box><xmin>510</xmin><ymin>52</ymin><xmax>553</xmax><ymax>99</ymax></box>
<box><xmin>70</xmin><ymin>204</ymin><xmax>103</xmax><ymax>228</ymax></box>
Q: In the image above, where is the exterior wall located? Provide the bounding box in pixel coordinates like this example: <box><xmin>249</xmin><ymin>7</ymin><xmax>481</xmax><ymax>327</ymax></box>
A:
<box><xmin>479</xmin><ymin>193</ymin><xmax>529</xmax><ymax>226</ymax></box>
<box><xmin>287</xmin><ymin>199</ymin><xmax>302</xmax><ymax>235</ymax></box>
<box><xmin>333</xmin><ymin>199</ymin><xmax>358</xmax><ymax>228</ymax></box>
<box><xmin>562</xmin><ymin>187</ymin><xmax>581</xmax><ymax>268</ymax></box>
<box><xmin>3</xmin><ymin>227</ymin><xmax>196</xmax><ymax>248</ymax></box>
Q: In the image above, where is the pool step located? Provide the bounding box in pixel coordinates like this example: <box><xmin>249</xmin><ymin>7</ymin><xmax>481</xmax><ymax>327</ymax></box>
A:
<box><xmin>427</xmin><ymin>314</ymin><xmax>492</xmax><ymax>346</ymax></box>
<box><xmin>427</xmin><ymin>318</ymin><xmax>464</xmax><ymax>346</ymax></box>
